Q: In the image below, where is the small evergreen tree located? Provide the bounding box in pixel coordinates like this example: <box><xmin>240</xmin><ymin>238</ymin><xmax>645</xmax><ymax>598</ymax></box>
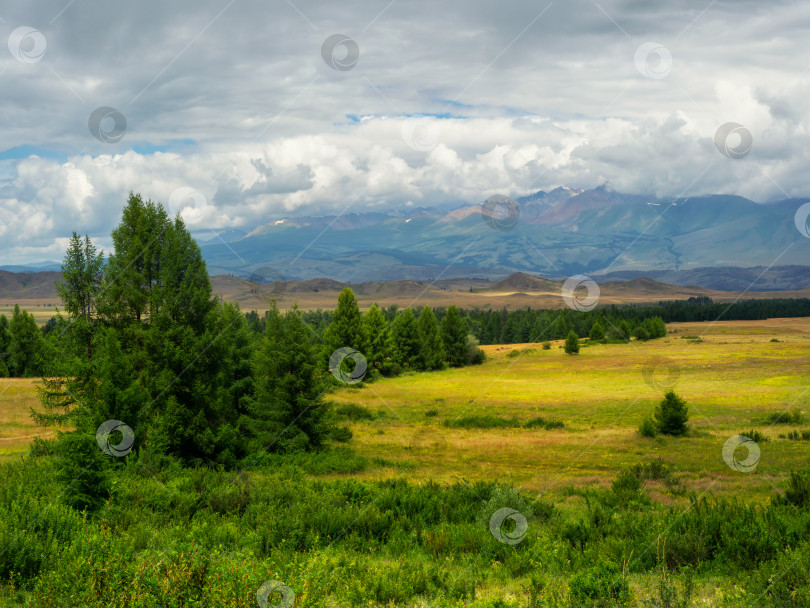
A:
<box><xmin>589</xmin><ymin>321</ymin><xmax>605</xmax><ymax>342</ymax></box>
<box><xmin>564</xmin><ymin>330</ymin><xmax>580</xmax><ymax>355</ymax></box>
<box><xmin>654</xmin><ymin>391</ymin><xmax>689</xmax><ymax>436</ymax></box>
<box><xmin>417</xmin><ymin>306</ymin><xmax>445</xmax><ymax>371</ymax></box>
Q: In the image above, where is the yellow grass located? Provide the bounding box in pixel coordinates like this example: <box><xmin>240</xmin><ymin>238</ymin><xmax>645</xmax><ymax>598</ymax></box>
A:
<box><xmin>2</xmin><ymin>318</ymin><xmax>809</xmax><ymax>505</ymax></box>
<box><xmin>330</xmin><ymin>318</ymin><xmax>810</xmax><ymax>503</ymax></box>
<box><xmin>0</xmin><ymin>378</ymin><xmax>60</xmax><ymax>460</ymax></box>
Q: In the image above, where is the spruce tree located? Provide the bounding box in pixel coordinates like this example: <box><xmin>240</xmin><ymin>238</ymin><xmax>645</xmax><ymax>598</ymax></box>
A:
<box><xmin>387</xmin><ymin>308</ymin><xmax>420</xmax><ymax>370</ymax></box>
<box><xmin>654</xmin><ymin>391</ymin><xmax>689</xmax><ymax>436</ymax></box>
<box><xmin>322</xmin><ymin>288</ymin><xmax>365</xmax><ymax>361</ymax></box>
<box><xmin>242</xmin><ymin>304</ymin><xmax>332</xmax><ymax>453</ymax></box>
<box><xmin>39</xmin><ymin>193</ymin><xmax>248</xmax><ymax>465</ymax></box>
<box><xmin>7</xmin><ymin>304</ymin><xmax>45</xmax><ymax>377</ymax></box>
<box><xmin>362</xmin><ymin>303</ymin><xmax>388</xmax><ymax>373</ymax></box>
<box><xmin>0</xmin><ymin>315</ymin><xmax>10</xmax><ymax>377</ymax></box>
<box><xmin>417</xmin><ymin>306</ymin><xmax>445</xmax><ymax>370</ymax></box>
<box><xmin>589</xmin><ymin>321</ymin><xmax>605</xmax><ymax>341</ymax></box>
<box><xmin>564</xmin><ymin>330</ymin><xmax>580</xmax><ymax>355</ymax></box>
<box><xmin>441</xmin><ymin>305</ymin><xmax>467</xmax><ymax>367</ymax></box>
<box><xmin>56</xmin><ymin>233</ymin><xmax>103</xmax><ymax>360</ymax></box>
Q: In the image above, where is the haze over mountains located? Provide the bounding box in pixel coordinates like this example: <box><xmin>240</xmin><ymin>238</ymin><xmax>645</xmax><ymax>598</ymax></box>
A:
<box><xmin>3</xmin><ymin>186</ymin><xmax>809</xmax><ymax>293</ymax></box>
<box><xmin>191</xmin><ymin>185</ymin><xmax>810</xmax><ymax>289</ymax></box>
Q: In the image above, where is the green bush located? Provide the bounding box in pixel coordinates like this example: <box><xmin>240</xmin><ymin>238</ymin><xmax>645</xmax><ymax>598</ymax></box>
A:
<box><xmin>741</xmin><ymin>429</ymin><xmax>769</xmax><ymax>443</ymax></box>
<box><xmin>634</xmin><ymin>326</ymin><xmax>651</xmax><ymax>341</ymax></box>
<box><xmin>444</xmin><ymin>415</ymin><xmax>521</xmax><ymax>429</ymax></box>
<box><xmin>334</xmin><ymin>403</ymin><xmax>376</xmax><ymax>421</ymax></box>
<box><xmin>524</xmin><ymin>416</ymin><xmax>564</xmax><ymax>430</ymax></box>
<box><xmin>568</xmin><ymin>559</ymin><xmax>631</xmax><ymax>606</ymax></box>
<box><xmin>542</xmin><ymin>341</ymin><xmax>551</xmax><ymax>350</ymax></box>
<box><xmin>760</xmin><ymin>409</ymin><xmax>804</xmax><ymax>425</ymax></box>
<box><xmin>639</xmin><ymin>416</ymin><xmax>658</xmax><ymax>437</ymax></box>
<box><xmin>773</xmin><ymin>470</ymin><xmax>810</xmax><ymax>509</ymax></box>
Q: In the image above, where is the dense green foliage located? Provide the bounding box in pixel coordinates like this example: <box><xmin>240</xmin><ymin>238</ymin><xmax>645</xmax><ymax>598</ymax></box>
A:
<box><xmin>564</xmin><ymin>330</ymin><xmax>580</xmax><ymax>355</ymax></box>
<box><xmin>2</xmin><ymin>452</ymin><xmax>809</xmax><ymax>606</ymax></box>
<box><xmin>654</xmin><ymin>391</ymin><xmax>690</xmax><ymax>436</ymax></box>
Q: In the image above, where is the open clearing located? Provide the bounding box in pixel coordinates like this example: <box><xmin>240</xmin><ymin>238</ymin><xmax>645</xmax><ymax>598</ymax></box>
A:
<box><xmin>328</xmin><ymin>317</ymin><xmax>810</xmax><ymax>503</ymax></box>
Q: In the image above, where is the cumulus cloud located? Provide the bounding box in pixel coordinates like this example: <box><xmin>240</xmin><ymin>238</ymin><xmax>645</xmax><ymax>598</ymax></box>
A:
<box><xmin>0</xmin><ymin>0</ymin><xmax>808</xmax><ymax>262</ymax></box>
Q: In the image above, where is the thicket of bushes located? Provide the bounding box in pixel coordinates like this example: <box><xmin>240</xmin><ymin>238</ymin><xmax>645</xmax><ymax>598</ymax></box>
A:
<box><xmin>1</xmin><ymin>453</ymin><xmax>809</xmax><ymax>606</ymax></box>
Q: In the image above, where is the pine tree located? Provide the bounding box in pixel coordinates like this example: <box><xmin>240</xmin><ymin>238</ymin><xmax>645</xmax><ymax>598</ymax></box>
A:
<box><xmin>0</xmin><ymin>315</ymin><xmax>10</xmax><ymax>377</ymax></box>
<box><xmin>362</xmin><ymin>303</ymin><xmax>388</xmax><ymax>373</ymax></box>
<box><xmin>564</xmin><ymin>330</ymin><xmax>580</xmax><ymax>355</ymax></box>
<box><xmin>589</xmin><ymin>321</ymin><xmax>605</xmax><ymax>341</ymax></box>
<box><xmin>322</xmin><ymin>288</ymin><xmax>365</xmax><ymax>362</ymax></box>
<box><xmin>40</xmin><ymin>193</ymin><xmax>246</xmax><ymax>465</ymax></box>
<box><xmin>417</xmin><ymin>306</ymin><xmax>445</xmax><ymax>370</ymax></box>
<box><xmin>654</xmin><ymin>391</ymin><xmax>689</xmax><ymax>435</ymax></box>
<box><xmin>7</xmin><ymin>304</ymin><xmax>45</xmax><ymax>377</ymax></box>
<box><xmin>387</xmin><ymin>308</ymin><xmax>420</xmax><ymax>370</ymax></box>
<box><xmin>56</xmin><ymin>233</ymin><xmax>103</xmax><ymax>360</ymax></box>
<box><xmin>242</xmin><ymin>304</ymin><xmax>332</xmax><ymax>453</ymax></box>
<box><xmin>441</xmin><ymin>305</ymin><xmax>468</xmax><ymax>366</ymax></box>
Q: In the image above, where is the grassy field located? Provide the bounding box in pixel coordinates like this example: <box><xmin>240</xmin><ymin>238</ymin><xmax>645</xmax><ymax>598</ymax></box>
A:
<box><xmin>4</xmin><ymin>317</ymin><xmax>808</xmax><ymax>496</ymax></box>
<box><xmin>0</xmin><ymin>304</ymin><xmax>57</xmax><ymax>326</ymax></box>
<box><xmin>1</xmin><ymin>318</ymin><xmax>809</xmax><ymax>606</ymax></box>
<box><xmin>0</xmin><ymin>379</ymin><xmax>60</xmax><ymax>461</ymax></box>
<box><xmin>326</xmin><ymin>318</ymin><xmax>810</xmax><ymax>504</ymax></box>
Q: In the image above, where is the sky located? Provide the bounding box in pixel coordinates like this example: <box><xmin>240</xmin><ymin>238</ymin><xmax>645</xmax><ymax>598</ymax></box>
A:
<box><xmin>0</xmin><ymin>0</ymin><xmax>809</xmax><ymax>263</ymax></box>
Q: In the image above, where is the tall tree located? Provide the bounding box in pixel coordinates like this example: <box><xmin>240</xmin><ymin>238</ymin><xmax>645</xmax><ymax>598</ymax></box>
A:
<box><xmin>387</xmin><ymin>308</ymin><xmax>419</xmax><ymax>370</ymax></box>
<box><xmin>7</xmin><ymin>304</ymin><xmax>45</xmax><ymax>377</ymax></box>
<box><xmin>241</xmin><ymin>305</ymin><xmax>332</xmax><ymax>453</ymax></box>
<box><xmin>322</xmin><ymin>288</ymin><xmax>364</xmax><ymax>361</ymax></box>
<box><xmin>362</xmin><ymin>303</ymin><xmax>388</xmax><ymax>373</ymax></box>
<box><xmin>38</xmin><ymin>193</ymin><xmax>249</xmax><ymax>465</ymax></box>
<box><xmin>417</xmin><ymin>306</ymin><xmax>445</xmax><ymax>371</ymax></box>
<box><xmin>0</xmin><ymin>315</ymin><xmax>9</xmax><ymax>377</ymax></box>
<box><xmin>56</xmin><ymin>233</ymin><xmax>103</xmax><ymax>360</ymax></box>
<box><xmin>441</xmin><ymin>305</ymin><xmax>467</xmax><ymax>367</ymax></box>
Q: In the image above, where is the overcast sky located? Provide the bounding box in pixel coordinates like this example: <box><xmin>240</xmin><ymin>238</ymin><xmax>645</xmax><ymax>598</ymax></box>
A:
<box><xmin>1</xmin><ymin>0</ymin><xmax>809</xmax><ymax>263</ymax></box>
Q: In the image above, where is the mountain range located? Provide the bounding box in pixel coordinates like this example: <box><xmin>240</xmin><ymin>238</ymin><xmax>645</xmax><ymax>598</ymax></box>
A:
<box><xmin>192</xmin><ymin>185</ymin><xmax>810</xmax><ymax>290</ymax></box>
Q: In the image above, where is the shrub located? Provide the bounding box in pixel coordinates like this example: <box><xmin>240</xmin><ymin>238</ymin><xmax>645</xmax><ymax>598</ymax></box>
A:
<box><xmin>634</xmin><ymin>326</ymin><xmax>651</xmax><ymax>341</ymax></box>
<box><xmin>334</xmin><ymin>403</ymin><xmax>376</xmax><ymax>421</ymax></box>
<box><xmin>773</xmin><ymin>470</ymin><xmax>810</xmax><ymax>509</ymax></box>
<box><xmin>425</xmin><ymin>408</ymin><xmax>439</xmax><ymax>417</ymax></box>
<box><xmin>654</xmin><ymin>391</ymin><xmax>689</xmax><ymax>436</ymax></box>
<box><xmin>568</xmin><ymin>560</ymin><xmax>631</xmax><ymax>606</ymax></box>
<box><xmin>465</xmin><ymin>335</ymin><xmax>486</xmax><ymax>365</ymax></box>
<box><xmin>741</xmin><ymin>429</ymin><xmax>769</xmax><ymax>443</ymax></box>
<box><xmin>542</xmin><ymin>341</ymin><xmax>551</xmax><ymax>350</ymax></box>
<box><xmin>639</xmin><ymin>416</ymin><xmax>658</xmax><ymax>437</ymax></box>
<box><xmin>330</xmin><ymin>426</ymin><xmax>354</xmax><ymax>442</ymax></box>
<box><xmin>564</xmin><ymin>331</ymin><xmax>580</xmax><ymax>355</ymax></box>
<box><xmin>524</xmin><ymin>417</ymin><xmax>564</xmax><ymax>430</ymax></box>
<box><xmin>444</xmin><ymin>416</ymin><xmax>521</xmax><ymax>429</ymax></box>
<box><xmin>760</xmin><ymin>409</ymin><xmax>804</xmax><ymax>425</ymax></box>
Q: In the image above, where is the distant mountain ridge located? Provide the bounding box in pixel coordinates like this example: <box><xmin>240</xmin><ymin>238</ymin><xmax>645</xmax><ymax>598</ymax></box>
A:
<box><xmin>196</xmin><ymin>186</ymin><xmax>810</xmax><ymax>287</ymax></box>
